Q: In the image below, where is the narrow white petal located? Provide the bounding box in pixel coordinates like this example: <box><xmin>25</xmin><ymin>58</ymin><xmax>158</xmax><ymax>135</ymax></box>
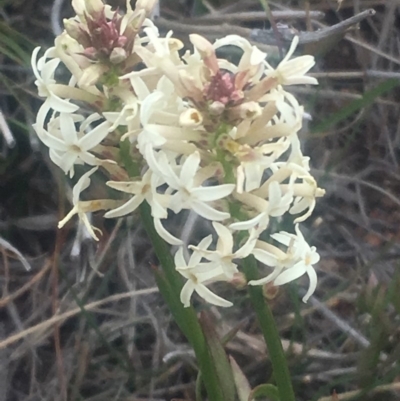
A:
<box><xmin>252</xmin><ymin>248</ymin><xmax>278</xmax><ymax>266</ymax></box>
<box><xmin>192</xmin><ymin>201</ymin><xmax>230</xmax><ymax>221</ymax></box>
<box><xmin>60</xmin><ymin>113</ymin><xmax>78</xmax><ymax>145</ymax></box>
<box><xmin>271</xmin><ymin>231</ymin><xmax>293</xmax><ymax>246</ymax></box>
<box><xmin>274</xmin><ymin>262</ymin><xmax>306</xmax><ymax>286</ymax></box>
<box><xmin>191</xmin><ymin>184</ymin><xmax>235</xmax><ymax>201</ymax></box>
<box><xmin>106</xmin><ymin>181</ymin><xmax>143</xmax><ymax>194</ymax></box>
<box><xmin>48</xmin><ymin>94</ymin><xmax>79</xmax><ymax>113</ymax></box>
<box><xmin>195</xmin><ymin>284</ymin><xmax>233</xmax><ymax>307</ymax></box>
<box><xmin>180</xmin><ymin>281</ymin><xmax>195</xmax><ymax>307</ymax></box>
<box><xmin>302</xmin><ymin>265</ymin><xmax>317</xmax><ymax>303</ymax></box>
<box><xmin>280</xmin><ymin>35</ymin><xmax>299</xmax><ymax>65</ymax></box>
<box><xmin>104</xmin><ymin>194</ymin><xmax>144</xmax><ymax>218</ymax></box>
<box><xmin>213</xmin><ymin>222</ymin><xmax>233</xmax><ymax>255</ymax></box>
<box><xmin>230</xmin><ymin>212</ymin><xmax>267</xmax><ymax>231</ymax></box>
<box><xmin>41</xmin><ymin>58</ymin><xmax>59</xmax><ymax>82</ymax></box>
<box><xmin>180</xmin><ymin>152</ymin><xmax>200</xmax><ymax>186</ymax></box>
<box><xmin>174</xmin><ymin>247</ymin><xmax>187</xmax><ymax>268</ymax></box>
<box><xmin>81</xmin><ymin>212</ymin><xmax>100</xmax><ymax>241</ymax></box>
<box><xmin>79</xmin><ymin>121</ymin><xmax>111</xmax><ymax>150</ymax></box>
<box><xmin>72</xmin><ymin>167</ymin><xmax>97</xmax><ymax>203</ymax></box>
<box><xmin>235</xmin><ymin>232</ymin><xmax>257</xmax><ymax>258</ymax></box>
<box><xmin>59</xmin><ymin>152</ymin><xmax>78</xmax><ymax>176</ymax></box>
<box><xmin>33</xmin><ymin>125</ymin><xmax>66</xmax><ymax>151</ymax></box>
<box><xmin>248</xmin><ymin>266</ymin><xmax>283</xmax><ymax>286</ymax></box>
<box><xmin>31</xmin><ymin>47</ymin><xmax>41</xmax><ymax>80</ymax></box>
<box><xmin>154</xmin><ymin>218</ymin><xmax>183</xmax><ymax>245</ymax></box>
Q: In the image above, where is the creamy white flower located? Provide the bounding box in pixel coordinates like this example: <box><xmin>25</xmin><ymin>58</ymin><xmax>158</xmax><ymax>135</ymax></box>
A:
<box><xmin>105</xmin><ymin>169</ymin><xmax>167</xmax><ymax>219</ymax></box>
<box><xmin>175</xmin><ymin>240</ymin><xmax>232</xmax><ymax>308</ymax></box>
<box><xmin>249</xmin><ymin>240</ymin><xmax>289</xmax><ymax>286</ymax></box>
<box><xmin>131</xmin><ymin>28</ymin><xmax>184</xmax><ymax>90</ymax></box>
<box><xmin>58</xmin><ymin>167</ymin><xmax>117</xmax><ymax>240</ymax></box>
<box><xmin>155</xmin><ymin>151</ymin><xmax>235</xmax><ymax>221</ymax></box>
<box><xmin>133</xmin><ymin>76</ymin><xmax>191</xmax><ymax>154</ymax></box>
<box><xmin>234</xmin><ymin>141</ymin><xmax>290</xmax><ymax>193</ymax></box>
<box><xmin>261</xmin><ymin>87</ymin><xmax>304</xmax><ymax>127</ymax></box>
<box><xmin>250</xmin><ymin>225</ymin><xmax>319</xmax><ymax>302</ymax></box>
<box><xmin>289</xmin><ymin>176</ymin><xmax>326</xmax><ymax>223</ymax></box>
<box><xmin>105</xmin><ymin>169</ymin><xmax>182</xmax><ymax>245</ymax></box>
<box><xmin>264</xmin><ymin>36</ymin><xmax>318</xmax><ymax>86</ymax></box>
<box><xmin>190</xmin><ymin>222</ymin><xmax>256</xmax><ymax>280</ymax></box>
<box><xmin>230</xmin><ymin>181</ymin><xmax>293</xmax><ymax>232</ymax></box>
<box><xmin>103</xmin><ymin>77</ymin><xmax>150</xmax><ymax>131</ymax></box>
<box><xmin>34</xmin><ymin>113</ymin><xmax>112</xmax><ymax>177</ymax></box>
<box><xmin>32</xmin><ymin>47</ymin><xmax>79</xmax><ymax>125</ymax></box>
<box><xmin>213</xmin><ymin>35</ymin><xmax>266</xmax><ymax>83</ymax></box>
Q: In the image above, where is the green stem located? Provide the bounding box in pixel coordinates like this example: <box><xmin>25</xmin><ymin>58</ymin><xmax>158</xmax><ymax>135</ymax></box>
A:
<box><xmin>119</xmin><ymin>140</ymin><xmax>224</xmax><ymax>401</ymax></box>
<box><xmin>139</xmin><ymin>203</ymin><xmax>224</xmax><ymax>401</ymax></box>
<box><xmin>243</xmin><ymin>255</ymin><xmax>296</xmax><ymax>401</ymax></box>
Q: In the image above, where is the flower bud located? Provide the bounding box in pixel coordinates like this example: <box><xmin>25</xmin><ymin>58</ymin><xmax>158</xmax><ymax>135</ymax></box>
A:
<box><xmin>179</xmin><ymin>108</ymin><xmax>203</xmax><ymax>127</ymax></box>
<box><xmin>262</xmin><ymin>282</ymin><xmax>280</xmax><ymax>300</ymax></box>
<box><xmin>229</xmin><ymin>101</ymin><xmax>262</xmax><ymax>121</ymax></box>
<box><xmin>189</xmin><ymin>34</ymin><xmax>219</xmax><ymax>74</ymax></box>
<box><xmin>110</xmin><ymin>47</ymin><xmax>127</xmax><ymax>64</ymax></box>
<box><xmin>84</xmin><ymin>0</ymin><xmax>104</xmax><ymax>16</ymax></box>
<box><xmin>229</xmin><ymin>272</ymin><xmax>247</xmax><ymax>289</ymax></box>
<box><xmin>208</xmin><ymin>101</ymin><xmax>225</xmax><ymax>116</ymax></box>
<box><xmin>135</xmin><ymin>0</ymin><xmax>158</xmax><ymax>16</ymax></box>
<box><xmin>64</xmin><ymin>19</ymin><xmax>82</xmax><ymax>42</ymax></box>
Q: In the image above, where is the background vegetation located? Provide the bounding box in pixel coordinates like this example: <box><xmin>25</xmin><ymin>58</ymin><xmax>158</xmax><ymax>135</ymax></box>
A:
<box><xmin>0</xmin><ymin>0</ymin><xmax>399</xmax><ymax>400</ymax></box>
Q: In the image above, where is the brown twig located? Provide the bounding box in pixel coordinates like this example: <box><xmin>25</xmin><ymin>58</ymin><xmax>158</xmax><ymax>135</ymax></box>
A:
<box><xmin>250</xmin><ymin>9</ymin><xmax>376</xmax><ymax>45</ymax></box>
<box><xmin>0</xmin><ymin>260</ymin><xmax>52</xmax><ymax>308</ymax></box>
<box><xmin>185</xmin><ymin>10</ymin><xmax>325</xmax><ymax>24</ymax></box>
<box><xmin>317</xmin><ymin>382</ymin><xmax>400</xmax><ymax>401</ymax></box>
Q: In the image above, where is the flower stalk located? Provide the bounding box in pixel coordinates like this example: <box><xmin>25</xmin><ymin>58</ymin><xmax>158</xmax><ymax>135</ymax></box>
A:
<box><xmin>243</xmin><ymin>255</ymin><xmax>296</xmax><ymax>401</ymax></box>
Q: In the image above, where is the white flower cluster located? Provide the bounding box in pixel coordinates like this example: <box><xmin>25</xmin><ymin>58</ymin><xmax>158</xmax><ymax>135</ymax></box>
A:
<box><xmin>32</xmin><ymin>0</ymin><xmax>325</xmax><ymax>307</ymax></box>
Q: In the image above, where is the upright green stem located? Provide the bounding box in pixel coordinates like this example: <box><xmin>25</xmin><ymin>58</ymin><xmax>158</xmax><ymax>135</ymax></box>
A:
<box><xmin>243</xmin><ymin>255</ymin><xmax>296</xmax><ymax>401</ymax></box>
<box><xmin>119</xmin><ymin>141</ymin><xmax>224</xmax><ymax>401</ymax></box>
<box><xmin>139</xmin><ymin>203</ymin><xmax>224</xmax><ymax>401</ymax></box>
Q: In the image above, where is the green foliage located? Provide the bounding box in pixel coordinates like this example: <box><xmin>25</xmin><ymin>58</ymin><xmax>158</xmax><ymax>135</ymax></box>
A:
<box><xmin>249</xmin><ymin>383</ymin><xmax>280</xmax><ymax>401</ymax></box>
<box><xmin>311</xmin><ymin>79</ymin><xmax>400</xmax><ymax>134</ymax></box>
<box><xmin>0</xmin><ymin>20</ymin><xmax>34</xmax><ymax>65</ymax></box>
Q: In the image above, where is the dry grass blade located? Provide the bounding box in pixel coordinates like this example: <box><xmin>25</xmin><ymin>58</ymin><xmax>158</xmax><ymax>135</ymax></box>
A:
<box><xmin>0</xmin><ymin>287</ymin><xmax>158</xmax><ymax>350</ymax></box>
<box><xmin>0</xmin><ymin>237</ymin><xmax>31</xmax><ymax>271</ymax></box>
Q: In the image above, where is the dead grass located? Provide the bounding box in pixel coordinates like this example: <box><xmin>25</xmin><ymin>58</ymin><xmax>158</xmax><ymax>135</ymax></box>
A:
<box><xmin>1</xmin><ymin>0</ymin><xmax>400</xmax><ymax>400</ymax></box>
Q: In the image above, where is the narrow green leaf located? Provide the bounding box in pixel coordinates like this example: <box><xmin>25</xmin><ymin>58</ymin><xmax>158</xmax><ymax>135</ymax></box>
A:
<box><xmin>242</xmin><ymin>255</ymin><xmax>296</xmax><ymax>401</ymax></box>
<box><xmin>249</xmin><ymin>383</ymin><xmax>280</xmax><ymax>401</ymax></box>
<box><xmin>0</xmin><ymin>22</ymin><xmax>33</xmax><ymax>65</ymax></box>
<box><xmin>199</xmin><ymin>312</ymin><xmax>237</xmax><ymax>401</ymax></box>
<box><xmin>311</xmin><ymin>78</ymin><xmax>400</xmax><ymax>134</ymax></box>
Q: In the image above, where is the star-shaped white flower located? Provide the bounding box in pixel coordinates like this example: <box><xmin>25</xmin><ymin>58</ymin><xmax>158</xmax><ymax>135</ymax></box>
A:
<box><xmin>190</xmin><ymin>222</ymin><xmax>256</xmax><ymax>280</ymax></box>
<box><xmin>58</xmin><ymin>167</ymin><xmax>117</xmax><ymax>240</ymax></box>
<box><xmin>264</xmin><ymin>36</ymin><xmax>318</xmax><ymax>86</ymax></box>
<box><xmin>230</xmin><ymin>181</ymin><xmax>293</xmax><ymax>233</ymax></box>
<box><xmin>289</xmin><ymin>176</ymin><xmax>326</xmax><ymax>223</ymax></box>
<box><xmin>33</xmin><ymin>113</ymin><xmax>112</xmax><ymax>177</ymax></box>
<box><xmin>105</xmin><ymin>169</ymin><xmax>182</xmax><ymax>245</ymax></box>
<box><xmin>175</xmin><ymin>239</ymin><xmax>232</xmax><ymax>308</ymax></box>
<box><xmin>105</xmin><ymin>170</ymin><xmax>167</xmax><ymax>219</ymax></box>
<box><xmin>156</xmin><ymin>151</ymin><xmax>235</xmax><ymax>221</ymax></box>
<box><xmin>249</xmin><ymin>224</ymin><xmax>319</xmax><ymax>302</ymax></box>
<box><xmin>32</xmin><ymin>47</ymin><xmax>79</xmax><ymax>125</ymax></box>
<box><xmin>235</xmin><ymin>141</ymin><xmax>290</xmax><ymax>193</ymax></box>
